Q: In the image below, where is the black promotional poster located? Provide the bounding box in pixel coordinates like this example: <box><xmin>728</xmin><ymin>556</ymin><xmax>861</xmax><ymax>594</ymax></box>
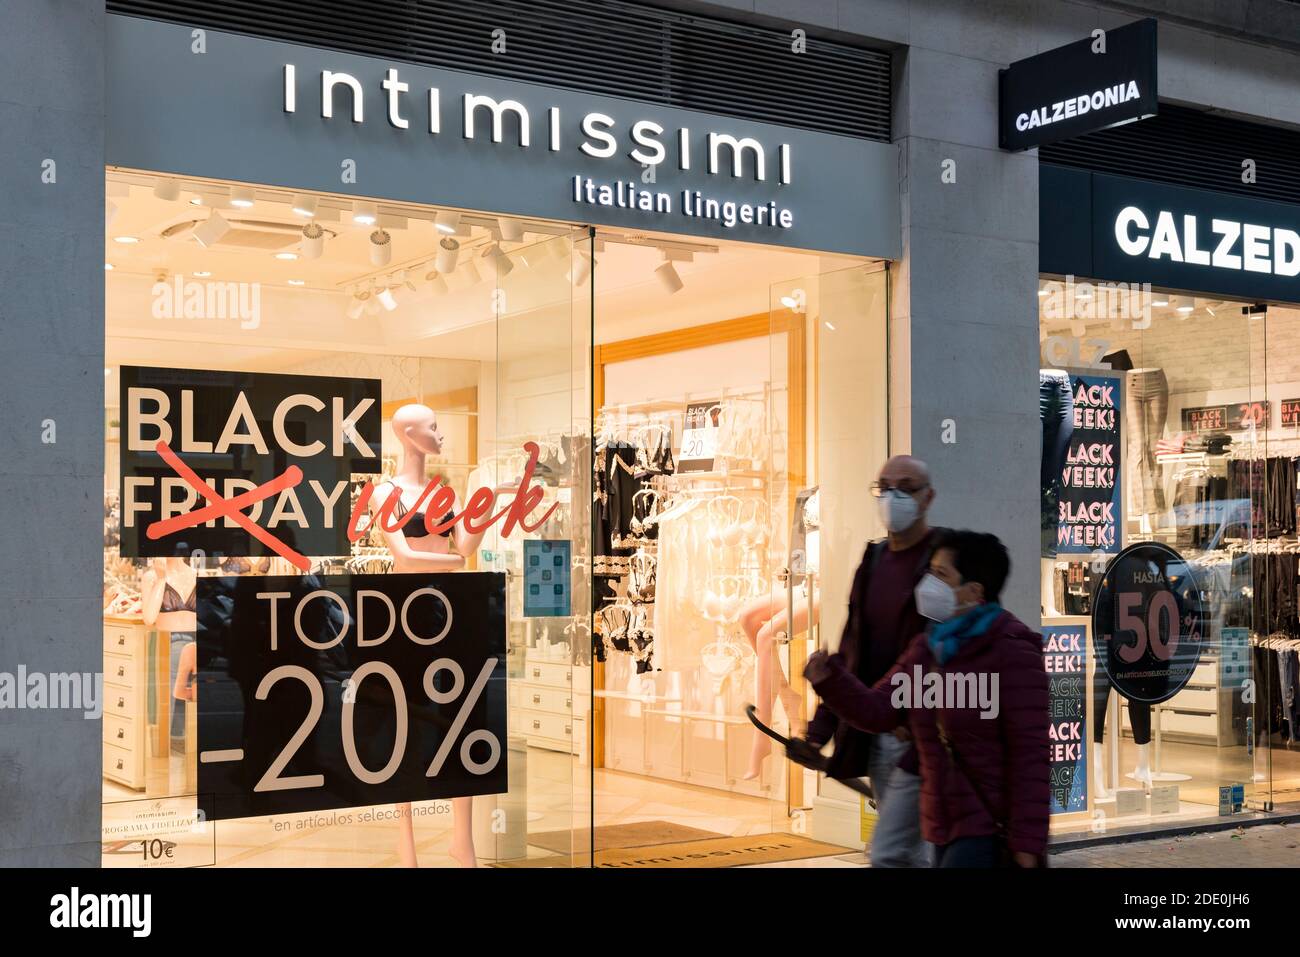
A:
<box><xmin>1057</xmin><ymin>372</ymin><xmax>1123</xmax><ymax>555</ymax></box>
<box><xmin>1091</xmin><ymin>542</ymin><xmax>1206</xmax><ymax>704</ymax></box>
<box><xmin>195</xmin><ymin>572</ymin><xmax>507</xmax><ymax>821</ymax></box>
<box><xmin>1042</xmin><ymin>624</ymin><xmax>1088</xmax><ymax>814</ymax></box>
<box><xmin>118</xmin><ymin>366</ymin><xmax>382</xmax><ymax>561</ymax></box>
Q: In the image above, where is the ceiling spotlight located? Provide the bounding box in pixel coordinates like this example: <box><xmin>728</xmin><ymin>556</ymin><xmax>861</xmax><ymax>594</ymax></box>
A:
<box><xmin>300</xmin><ymin>221</ymin><xmax>325</xmax><ymax>259</ymax></box>
<box><xmin>482</xmin><ymin>243</ymin><xmax>515</xmax><ymax>279</ymax></box>
<box><xmin>288</xmin><ymin>279</ymin><xmax>305</xmax><ymax>286</ymax></box>
<box><xmin>435</xmin><ymin>237</ymin><xmax>460</xmax><ymax>274</ymax></box>
<box><xmin>460</xmin><ymin>259</ymin><xmax>482</xmax><ymax>286</ymax></box>
<box><xmin>365</xmin><ymin>295</ymin><xmax>381</xmax><ymax>316</ymax></box>
<box><xmin>193</xmin><ymin>270</ymin><xmax>211</xmax><ymax>278</ymax></box>
<box><xmin>376</xmin><ymin>285</ymin><xmax>399</xmax><ymax>311</ymax></box>
<box><xmin>292</xmin><ymin>194</ymin><xmax>318</xmax><ymax>217</ymax></box>
<box><xmin>498</xmin><ymin>217</ymin><xmax>524</xmax><ymax>242</ymax></box>
<box><xmin>780</xmin><ymin>295</ymin><xmax>798</xmax><ymax>309</ymax></box>
<box><xmin>189</xmin><ymin>197</ymin><xmax>202</xmax><ymax>206</ymax></box>
<box><xmin>435</xmin><ymin>211</ymin><xmax>462</xmax><ymax>234</ymax></box>
<box><xmin>346</xmin><ymin>291</ymin><xmax>367</xmax><ymax>319</ymax></box>
<box><xmin>1152</xmin><ymin>295</ymin><xmax>1169</xmax><ymax>307</ymax></box>
<box><xmin>113</xmin><ymin>235</ymin><xmax>139</xmax><ymax>244</ymax></box>
<box><xmin>425</xmin><ymin>269</ymin><xmax>449</xmax><ymax>295</ymax></box>
<box><xmin>824</xmin><ymin>321</ymin><xmax>837</xmax><ymax>331</ymax></box>
<box><xmin>106</xmin><ymin>199</ymin><xmax>118</xmax><ymax>227</ymax></box>
<box><xmin>1037</xmin><ymin>288</ymin><xmax>1048</xmax><ymax>298</ymax></box>
<box><xmin>655</xmin><ymin>260</ymin><xmax>684</xmax><ymax>294</ymax></box>
<box><xmin>153</xmin><ymin>178</ymin><xmax>180</xmax><ymax>201</ymax></box>
<box><xmin>104</xmin><ymin>263</ymin><xmax>113</xmax><ymax>271</ymax></box>
<box><xmin>229</xmin><ymin>186</ymin><xmax>256</xmax><ymax>208</ymax></box>
<box><xmin>392</xmin><ymin>269</ymin><xmax>418</xmax><ymax>292</ymax></box>
<box><xmin>353</xmin><ymin>201</ymin><xmax>378</xmax><ymax>226</ymax></box>
<box><xmin>191</xmin><ymin>210</ymin><xmax>230</xmax><ymax>248</ymax></box>
<box><xmin>275</xmin><ymin>252</ymin><xmax>298</xmax><ymax>261</ymax></box>
<box><xmin>369</xmin><ymin>229</ymin><xmax>392</xmax><ymax>267</ymax></box>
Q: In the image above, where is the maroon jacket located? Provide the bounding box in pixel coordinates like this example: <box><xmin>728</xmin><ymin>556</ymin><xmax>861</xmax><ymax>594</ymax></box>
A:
<box><xmin>809</xmin><ymin>609</ymin><xmax>1050</xmax><ymax>856</ymax></box>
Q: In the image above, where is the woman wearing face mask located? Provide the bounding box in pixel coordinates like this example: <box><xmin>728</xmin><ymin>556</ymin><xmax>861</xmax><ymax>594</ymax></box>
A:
<box><xmin>803</xmin><ymin>530</ymin><xmax>1050</xmax><ymax>868</ymax></box>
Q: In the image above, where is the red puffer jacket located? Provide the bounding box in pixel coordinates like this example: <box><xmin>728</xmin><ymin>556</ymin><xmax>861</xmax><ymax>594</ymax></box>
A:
<box><xmin>808</xmin><ymin>609</ymin><xmax>1050</xmax><ymax>856</ymax></box>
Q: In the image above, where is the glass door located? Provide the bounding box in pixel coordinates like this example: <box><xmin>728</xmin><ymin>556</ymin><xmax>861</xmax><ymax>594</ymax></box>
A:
<box><xmin>483</xmin><ymin>229</ymin><xmax>593</xmax><ymax>865</ymax></box>
<box><xmin>768</xmin><ymin>263</ymin><xmax>890</xmax><ymax>841</ymax></box>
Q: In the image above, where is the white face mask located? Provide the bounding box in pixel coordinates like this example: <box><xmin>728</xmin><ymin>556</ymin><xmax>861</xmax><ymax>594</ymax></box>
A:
<box><xmin>878</xmin><ymin>489</ymin><xmax>920</xmax><ymax>533</ymax></box>
<box><xmin>915</xmin><ymin>572</ymin><xmax>959</xmax><ymax>622</ymax></box>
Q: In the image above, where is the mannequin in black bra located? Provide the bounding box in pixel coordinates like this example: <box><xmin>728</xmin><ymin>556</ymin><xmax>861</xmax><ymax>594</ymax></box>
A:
<box><xmin>142</xmin><ymin>552</ymin><xmax>199</xmax><ymax>750</ymax></box>
<box><xmin>369</xmin><ymin>403</ymin><xmax>517</xmax><ymax>868</ymax></box>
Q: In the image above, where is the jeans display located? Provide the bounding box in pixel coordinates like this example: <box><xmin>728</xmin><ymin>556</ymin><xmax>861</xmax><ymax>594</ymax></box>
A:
<box><xmin>1091</xmin><ymin>670</ymin><xmax>1152</xmax><ymax>745</ymax></box>
<box><xmin>1039</xmin><ymin>370</ymin><xmax>1075</xmax><ymax>558</ymax></box>
<box><xmin>1125</xmin><ymin>368</ymin><xmax>1168</xmax><ymax>517</ymax></box>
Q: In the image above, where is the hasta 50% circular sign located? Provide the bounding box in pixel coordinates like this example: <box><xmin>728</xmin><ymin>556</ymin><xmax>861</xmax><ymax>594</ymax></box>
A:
<box><xmin>1091</xmin><ymin>541</ymin><xmax>1207</xmax><ymax>704</ymax></box>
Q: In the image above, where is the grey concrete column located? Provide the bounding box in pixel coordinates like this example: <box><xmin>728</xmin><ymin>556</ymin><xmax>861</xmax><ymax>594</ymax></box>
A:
<box><xmin>0</xmin><ymin>0</ymin><xmax>106</xmax><ymax>866</ymax></box>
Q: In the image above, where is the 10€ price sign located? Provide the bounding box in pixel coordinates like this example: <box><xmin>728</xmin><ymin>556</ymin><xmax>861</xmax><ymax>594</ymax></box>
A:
<box><xmin>1091</xmin><ymin>542</ymin><xmax>1207</xmax><ymax>704</ymax></box>
<box><xmin>196</xmin><ymin>572</ymin><xmax>506</xmax><ymax>821</ymax></box>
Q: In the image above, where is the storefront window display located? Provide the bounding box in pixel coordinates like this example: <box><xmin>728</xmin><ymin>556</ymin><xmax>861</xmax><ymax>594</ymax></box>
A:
<box><xmin>102</xmin><ymin>169</ymin><xmax>889</xmax><ymax>867</ymax></box>
<box><xmin>1036</xmin><ymin>274</ymin><xmax>1300</xmax><ymax>835</ymax></box>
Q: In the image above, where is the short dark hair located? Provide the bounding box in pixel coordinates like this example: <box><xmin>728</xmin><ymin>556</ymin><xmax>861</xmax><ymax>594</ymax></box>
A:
<box><xmin>933</xmin><ymin>530</ymin><xmax>1010</xmax><ymax>603</ymax></box>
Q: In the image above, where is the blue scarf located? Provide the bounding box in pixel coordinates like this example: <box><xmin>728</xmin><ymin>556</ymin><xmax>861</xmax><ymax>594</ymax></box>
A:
<box><xmin>927</xmin><ymin>602</ymin><xmax>1003</xmax><ymax>665</ymax></box>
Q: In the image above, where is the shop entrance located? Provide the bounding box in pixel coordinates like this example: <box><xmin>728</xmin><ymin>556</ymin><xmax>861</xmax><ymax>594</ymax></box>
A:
<box><xmin>101</xmin><ymin>170</ymin><xmax>887</xmax><ymax>867</ymax></box>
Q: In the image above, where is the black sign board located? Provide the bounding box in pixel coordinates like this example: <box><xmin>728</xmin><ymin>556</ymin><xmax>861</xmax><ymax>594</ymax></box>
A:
<box><xmin>1180</xmin><ymin>401</ymin><xmax>1270</xmax><ymax>433</ymax></box>
<box><xmin>1091</xmin><ymin>542</ymin><xmax>1207</xmax><ymax>704</ymax></box>
<box><xmin>119</xmin><ymin>366</ymin><xmax>381</xmax><ymax>560</ymax></box>
<box><xmin>1283</xmin><ymin>399</ymin><xmax>1300</xmax><ymax>427</ymax></box>
<box><xmin>195</xmin><ymin>572</ymin><xmax>507</xmax><ymax>821</ymax></box>
<box><xmin>999</xmin><ymin>18</ymin><xmax>1157</xmax><ymax>151</ymax></box>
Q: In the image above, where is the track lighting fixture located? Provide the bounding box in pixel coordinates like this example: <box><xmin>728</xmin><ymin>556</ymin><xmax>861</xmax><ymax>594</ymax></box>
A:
<box><xmin>300</xmin><ymin>221</ymin><xmax>325</xmax><ymax>259</ymax></box>
<box><xmin>191</xmin><ymin>210</ymin><xmax>231</xmax><ymax>248</ymax></box>
<box><xmin>377</xmin><ymin>286</ymin><xmax>398</xmax><ymax>311</ymax></box>
<box><xmin>435</xmin><ymin>211</ymin><xmax>461</xmax><ymax>234</ymax></box>
<box><xmin>346</xmin><ymin>289</ymin><xmax>368</xmax><ymax>319</ymax></box>
<box><xmin>369</xmin><ymin>229</ymin><xmax>392</xmax><ymax>267</ymax></box>
<box><xmin>435</xmin><ymin>237</ymin><xmax>460</xmax><ymax>274</ymax></box>
<box><xmin>152</xmin><ymin>178</ymin><xmax>180</xmax><ymax>201</ymax></box>
<box><xmin>654</xmin><ymin>259</ymin><xmax>684</xmax><ymax>294</ymax></box>
<box><xmin>497</xmin><ymin>217</ymin><xmax>524</xmax><ymax>242</ymax></box>
<box><xmin>425</xmin><ymin>269</ymin><xmax>449</xmax><ymax>295</ymax></box>
<box><xmin>482</xmin><ymin>243</ymin><xmax>514</xmax><ymax>278</ymax></box>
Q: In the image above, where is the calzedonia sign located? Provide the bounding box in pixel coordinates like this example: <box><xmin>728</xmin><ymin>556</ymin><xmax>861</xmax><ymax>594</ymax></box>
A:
<box><xmin>999</xmin><ymin>18</ymin><xmax>1157</xmax><ymax>151</ymax></box>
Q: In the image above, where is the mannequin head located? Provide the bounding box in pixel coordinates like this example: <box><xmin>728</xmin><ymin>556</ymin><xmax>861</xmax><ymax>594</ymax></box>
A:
<box><xmin>391</xmin><ymin>403</ymin><xmax>445</xmax><ymax>457</ymax></box>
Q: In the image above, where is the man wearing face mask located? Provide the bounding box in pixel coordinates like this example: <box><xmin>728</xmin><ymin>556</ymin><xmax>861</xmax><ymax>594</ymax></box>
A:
<box><xmin>803</xmin><ymin>530</ymin><xmax>1050</xmax><ymax>868</ymax></box>
<box><xmin>794</xmin><ymin>454</ymin><xmax>940</xmax><ymax>868</ymax></box>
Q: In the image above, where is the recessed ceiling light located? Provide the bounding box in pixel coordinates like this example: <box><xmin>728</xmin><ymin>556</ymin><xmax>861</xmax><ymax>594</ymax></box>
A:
<box><xmin>113</xmin><ymin>236</ymin><xmax>139</xmax><ymax>244</ymax></box>
<box><xmin>435</xmin><ymin>211</ymin><xmax>461</xmax><ymax>234</ymax></box>
<box><xmin>153</xmin><ymin>178</ymin><xmax>181</xmax><ymax>201</ymax></box>
<box><xmin>193</xmin><ymin>270</ymin><xmax>211</xmax><ymax>277</ymax></box>
<box><xmin>1153</xmin><ymin>297</ymin><xmax>1169</xmax><ymax>307</ymax></box>
<box><xmin>275</xmin><ymin>251</ymin><xmax>298</xmax><ymax>261</ymax></box>
<box><xmin>104</xmin><ymin>263</ymin><xmax>114</xmax><ymax>271</ymax></box>
<box><xmin>1037</xmin><ymin>288</ymin><xmax>1048</xmax><ymax>297</ymax></box>
<box><xmin>287</xmin><ymin>279</ymin><xmax>305</xmax><ymax>286</ymax></box>
<box><xmin>189</xmin><ymin>197</ymin><xmax>202</xmax><ymax>206</ymax></box>
<box><xmin>104</xmin><ymin>368</ymin><xmax>112</xmax><ymax>377</ymax></box>
<box><xmin>824</xmin><ymin>321</ymin><xmax>837</xmax><ymax>331</ymax></box>
<box><xmin>353</xmin><ymin>201</ymin><xmax>378</xmax><ymax>226</ymax></box>
<box><xmin>291</xmin><ymin>194</ymin><xmax>318</xmax><ymax>217</ymax></box>
<box><xmin>1177</xmin><ymin>304</ymin><xmax>1194</xmax><ymax>313</ymax></box>
<box><xmin>229</xmin><ymin>186</ymin><xmax>256</xmax><ymax>208</ymax></box>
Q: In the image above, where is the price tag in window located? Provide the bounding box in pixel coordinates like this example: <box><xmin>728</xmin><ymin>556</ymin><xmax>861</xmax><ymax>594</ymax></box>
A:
<box><xmin>678</xmin><ymin>400</ymin><xmax>720</xmax><ymax>473</ymax></box>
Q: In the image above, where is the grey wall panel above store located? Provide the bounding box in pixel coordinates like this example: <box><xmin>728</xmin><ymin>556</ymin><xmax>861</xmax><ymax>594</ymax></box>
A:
<box><xmin>0</xmin><ymin>0</ymin><xmax>105</xmax><ymax>866</ymax></box>
<box><xmin>105</xmin><ymin>16</ymin><xmax>900</xmax><ymax>259</ymax></box>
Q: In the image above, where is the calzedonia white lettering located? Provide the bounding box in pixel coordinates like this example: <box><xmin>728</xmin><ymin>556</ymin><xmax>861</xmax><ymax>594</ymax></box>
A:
<box><xmin>1015</xmin><ymin>81</ymin><xmax>1141</xmax><ymax>132</ymax></box>
<box><xmin>1114</xmin><ymin>206</ymin><xmax>1300</xmax><ymax>277</ymax></box>
<box><xmin>570</xmin><ymin>176</ymin><xmax>795</xmax><ymax>230</ymax></box>
<box><xmin>283</xmin><ymin>63</ymin><xmax>793</xmax><ymax>185</ymax></box>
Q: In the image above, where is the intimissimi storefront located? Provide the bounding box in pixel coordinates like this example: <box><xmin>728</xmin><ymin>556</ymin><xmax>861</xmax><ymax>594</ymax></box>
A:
<box><xmin>97</xmin><ymin>6</ymin><xmax>900</xmax><ymax>867</ymax></box>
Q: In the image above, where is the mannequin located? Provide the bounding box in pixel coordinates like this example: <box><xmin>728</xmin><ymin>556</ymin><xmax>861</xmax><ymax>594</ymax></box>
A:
<box><xmin>738</xmin><ymin>589</ymin><xmax>818</xmax><ymax>780</ymax></box>
<box><xmin>368</xmin><ymin>403</ymin><xmax>515</xmax><ymax>869</ymax></box>
<box><xmin>141</xmin><ymin>552</ymin><xmax>198</xmax><ymax>750</ymax></box>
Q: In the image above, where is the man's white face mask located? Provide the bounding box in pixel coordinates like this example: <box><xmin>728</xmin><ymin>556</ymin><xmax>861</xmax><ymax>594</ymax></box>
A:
<box><xmin>878</xmin><ymin>489</ymin><xmax>920</xmax><ymax>533</ymax></box>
